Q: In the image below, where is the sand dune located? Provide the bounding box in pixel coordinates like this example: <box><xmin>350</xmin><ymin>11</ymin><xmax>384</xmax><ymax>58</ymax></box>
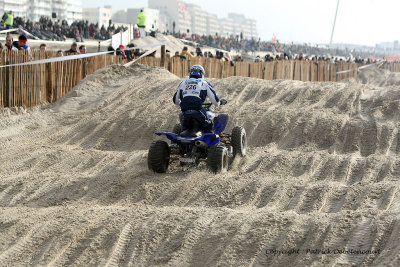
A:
<box><xmin>1</xmin><ymin>65</ymin><xmax>400</xmax><ymax>266</ymax></box>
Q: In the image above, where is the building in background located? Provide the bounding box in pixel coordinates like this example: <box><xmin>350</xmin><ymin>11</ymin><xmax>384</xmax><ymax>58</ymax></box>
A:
<box><xmin>29</xmin><ymin>0</ymin><xmax>52</xmax><ymax>21</ymax></box>
<box><xmin>0</xmin><ymin>0</ymin><xmax>82</xmax><ymax>22</ymax></box>
<box><xmin>0</xmin><ymin>0</ymin><xmax>26</xmax><ymax>18</ymax></box>
<box><xmin>149</xmin><ymin>0</ymin><xmax>257</xmax><ymax>38</ymax></box>
<box><xmin>219</xmin><ymin>18</ymin><xmax>234</xmax><ymax>37</ymax></box>
<box><xmin>52</xmin><ymin>0</ymin><xmax>68</xmax><ymax>21</ymax></box>
<box><xmin>65</xmin><ymin>0</ymin><xmax>82</xmax><ymax>21</ymax></box>
<box><xmin>206</xmin><ymin>13</ymin><xmax>219</xmax><ymax>36</ymax></box>
<box><xmin>148</xmin><ymin>0</ymin><xmax>191</xmax><ymax>35</ymax></box>
<box><xmin>228</xmin><ymin>13</ymin><xmax>257</xmax><ymax>39</ymax></box>
<box><xmin>83</xmin><ymin>6</ymin><xmax>112</xmax><ymax>26</ymax></box>
<box><xmin>186</xmin><ymin>3</ymin><xmax>207</xmax><ymax>36</ymax></box>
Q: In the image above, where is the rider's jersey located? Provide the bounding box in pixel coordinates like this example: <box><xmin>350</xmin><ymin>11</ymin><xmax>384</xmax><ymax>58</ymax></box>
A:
<box><xmin>173</xmin><ymin>77</ymin><xmax>220</xmax><ymax>111</ymax></box>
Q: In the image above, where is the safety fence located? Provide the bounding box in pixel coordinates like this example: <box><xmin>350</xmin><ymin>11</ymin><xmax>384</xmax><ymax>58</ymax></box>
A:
<box><xmin>381</xmin><ymin>62</ymin><xmax>400</xmax><ymax>72</ymax></box>
<box><xmin>173</xmin><ymin>58</ymin><xmax>361</xmax><ymax>82</ymax></box>
<box><xmin>0</xmin><ymin>48</ymin><xmax>399</xmax><ymax>108</ymax></box>
<box><xmin>0</xmin><ymin>50</ymin><xmax>127</xmax><ymax>108</ymax></box>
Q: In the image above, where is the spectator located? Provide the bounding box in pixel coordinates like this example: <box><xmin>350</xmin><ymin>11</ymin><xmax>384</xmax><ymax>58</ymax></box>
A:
<box><xmin>79</xmin><ymin>45</ymin><xmax>86</xmax><ymax>54</ymax></box>
<box><xmin>125</xmin><ymin>43</ymin><xmax>139</xmax><ymax>60</ymax></box>
<box><xmin>3</xmin><ymin>35</ymin><xmax>18</xmax><ymax>51</ymax></box>
<box><xmin>57</xmin><ymin>50</ymin><xmax>63</xmax><ymax>57</ymax></box>
<box><xmin>180</xmin><ymin>46</ymin><xmax>193</xmax><ymax>59</ymax></box>
<box><xmin>107</xmin><ymin>45</ymin><xmax>115</xmax><ymax>55</ymax></box>
<box><xmin>17</xmin><ymin>35</ymin><xmax>31</xmax><ymax>60</ymax></box>
<box><xmin>116</xmin><ymin>44</ymin><xmax>127</xmax><ymax>59</ymax></box>
<box><xmin>173</xmin><ymin>51</ymin><xmax>180</xmax><ymax>57</ymax></box>
<box><xmin>133</xmin><ymin>24</ymin><xmax>140</xmax><ymax>38</ymax></box>
<box><xmin>39</xmin><ymin>43</ymin><xmax>46</xmax><ymax>51</ymax></box>
<box><xmin>234</xmin><ymin>55</ymin><xmax>243</xmax><ymax>62</ymax></box>
<box><xmin>137</xmin><ymin>9</ymin><xmax>146</xmax><ymax>38</ymax></box>
<box><xmin>127</xmin><ymin>42</ymin><xmax>143</xmax><ymax>57</ymax></box>
<box><xmin>1</xmin><ymin>12</ymin><xmax>7</xmax><ymax>26</ymax></box>
<box><xmin>10</xmin><ymin>15</ymin><xmax>127</xmax><ymax>42</ymax></box>
<box><xmin>215</xmin><ymin>50</ymin><xmax>222</xmax><ymax>59</ymax></box>
<box><xmin>65</xmin><ymin>42</ymin><xmax>79</xmax><ymax>54</ymax></box>
<box><xmin>223</xmin><ymin>52</ymin><xmax>234</xmax><ymax>66</ymax></box>
<box><xmin>195</xmin><ymin>47</ymin><xmax>203</xmax><ymax>57</ymax></box>
<box><xmin>4</xmin><ymin>11</ymin><xmax>13</xmax><ymax>29</ymax></box>
<box><xmin>12</xmin><ymin>41</ymin><xmax>20</xmax><ymax>50</ymax></box>
<box><xmin>125</xmin><ymin>44</ymin><xmax>133</xmax><ymax>60</ymax></box>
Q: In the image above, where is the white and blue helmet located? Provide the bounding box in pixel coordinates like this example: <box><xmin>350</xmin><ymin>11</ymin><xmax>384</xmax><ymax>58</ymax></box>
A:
<box><xmin>189</xmin><ymin>64</ymin><xmax>205</xmax><ymax>79</ymax></box>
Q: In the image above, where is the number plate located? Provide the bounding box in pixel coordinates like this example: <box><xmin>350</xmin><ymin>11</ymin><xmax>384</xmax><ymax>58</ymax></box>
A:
<box><xmin>179</xmin><ymin>157</ymin><xmax>196</xmax><ymax>163</ymax></box>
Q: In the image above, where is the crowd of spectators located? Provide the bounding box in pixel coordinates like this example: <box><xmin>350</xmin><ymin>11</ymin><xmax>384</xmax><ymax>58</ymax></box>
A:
<box><xmin>170</xmin><ymin>42</ymin><xmax>382</xmax><ymax>68</ymax></box>
<box><xmin>0</xmin><ymin>11</ymin><xmax>393</xmax><ymax>65</ymax></box>
<box><xmin>2</xmin><ymin>14</ymin><xmax>128</xmax><ymax>42</ymax></box>
<box><xmin>172</xmin><ymin>31</ymin><xmax>388</xmax><ymax>62</ymax></box>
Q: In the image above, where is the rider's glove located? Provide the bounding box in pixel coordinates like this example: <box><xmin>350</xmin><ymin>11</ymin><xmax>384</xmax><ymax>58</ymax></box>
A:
<box><xmin>220</xmin><ymin>99</ymin><xmax>228</xmax><ymax>105</ymax></box>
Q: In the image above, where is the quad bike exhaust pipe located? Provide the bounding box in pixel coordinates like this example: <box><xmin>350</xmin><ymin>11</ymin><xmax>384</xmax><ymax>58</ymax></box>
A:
<box><xmin>195</xmin><ymin>140</ymin><xmax>208</xmax><ymax>149</ymax></box>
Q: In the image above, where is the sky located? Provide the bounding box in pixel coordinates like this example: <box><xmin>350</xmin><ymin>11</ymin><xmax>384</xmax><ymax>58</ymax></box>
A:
<box><xmin>83</xmin><ymin>0</ymin><xmax>399</xmax><ymax>46</ymax></box>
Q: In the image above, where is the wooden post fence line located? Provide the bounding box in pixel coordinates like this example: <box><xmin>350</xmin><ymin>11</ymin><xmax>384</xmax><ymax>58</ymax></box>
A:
<box><xmin>0</xmin><ymin>49</ymin><xmax>399</xmax><ymax>108</ymax></box>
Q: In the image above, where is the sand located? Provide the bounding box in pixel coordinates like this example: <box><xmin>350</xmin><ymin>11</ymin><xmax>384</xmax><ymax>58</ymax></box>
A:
<box><xmin>0</xmin><ymin>65</ymin><xmax>400</xmax><ymax>266</ymax></box>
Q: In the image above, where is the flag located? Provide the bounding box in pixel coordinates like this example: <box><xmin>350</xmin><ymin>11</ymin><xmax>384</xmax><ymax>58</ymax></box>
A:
<box><xmin>272</xmin><ymin>33</ymin><xmax>276</xmax><ymax>44</ymax></box>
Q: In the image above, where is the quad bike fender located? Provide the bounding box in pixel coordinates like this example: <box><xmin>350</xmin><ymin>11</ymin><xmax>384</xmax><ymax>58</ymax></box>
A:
<box><xmin>214</xmin><ymin>114</ymin><xmax>229</xmax><ymax>134</ymax></box>
<box><xmin>155</xmin><ymin>132</ymin><xmax>219</xmax><ymax>148</ymax></box>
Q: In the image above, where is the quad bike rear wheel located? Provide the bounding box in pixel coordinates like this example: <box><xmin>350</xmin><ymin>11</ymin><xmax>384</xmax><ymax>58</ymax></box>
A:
<box><xmin>148</xmin><ymin>140</ymin><xmax>170</xmax><ymax>173</ymax></box>
<box><xmin>207</xmin><ymin>145</ymin><xmax>229</xmax><ymax>173</ymax></box>
<box><xmin>231</xmin><ymin>126</ymin><xmax>247</xmax><ymax>157</ymax></box>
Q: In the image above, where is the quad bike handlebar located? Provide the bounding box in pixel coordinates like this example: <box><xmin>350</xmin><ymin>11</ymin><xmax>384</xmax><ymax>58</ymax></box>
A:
<box><xmin>202</xmin><ymin>99</ymin><xmax>227</xmax><ymax>109</ymax></box>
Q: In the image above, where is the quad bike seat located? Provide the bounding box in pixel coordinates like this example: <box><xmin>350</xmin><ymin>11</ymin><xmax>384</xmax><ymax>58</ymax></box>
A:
<box><xmin>180</xmin><ymin>129</ymin><xmax>202</xmax><ymax>138</ymax></box>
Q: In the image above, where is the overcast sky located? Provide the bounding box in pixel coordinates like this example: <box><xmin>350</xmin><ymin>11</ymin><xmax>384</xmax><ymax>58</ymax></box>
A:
<box><xmin>83</xmin><ymin>0</ymin><xmax>399</xmax><ymax>46</ymax></box>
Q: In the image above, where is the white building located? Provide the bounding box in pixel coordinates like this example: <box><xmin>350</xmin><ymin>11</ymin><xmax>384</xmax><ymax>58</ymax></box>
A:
<box><xmin>186</xmin><ymin>3</ymin><xmax>207</xmax><ymax>36</ymax></box>
<box><xmin>0</xmin><ymin>0</ymin><xmax>26</xmax><ymax>18</ymax></box>
<box><xmin>65</xmin><ymin>0</ymin><xmax>82</xmax><ymax>21</ymax></box>
<box><xmin>149</xmin><ymin>0</ymin><xmax>257</xmax><ymax>39</ymax></box>
<box><xmin>228</xmin><ymin>13</ymin><xmax>258</xmax><ymax>39</ymax></box>
<box><xmin>28</xmin><ymin>0</ymin><xmax>52</xmax><ymax>21</ymax></box>
<box><xmin>148</xmin><ymin>0</ymin><xmax>191</xmax><ymax>34</ymax></box>
<box><xmin>206</xmin><ymin>13</ymin><xmax>219</xmax><ymax>36</ymax></box>
<box><xmin>52</xmin><ymin>0</ymin><xmax>68</xmax><ymax>21</ymax></box>
<box><xmin>0</xmin><ymin>0</ymin><xmax>82</xmax><ymax>23</ymax></box>
<box><xmin>248</xmin><ymin>19</ymin><xmax>257</xmax><ymax>39</ymax></box>
<box><xmin>83</xmin><ymin>6</ymin><xmax>112</xmax><ymax>26</ymax></box>
<box><xmin>220</xmin><ymin>18</ymin><xmax>234</xmax><ymax>37</ymax></box>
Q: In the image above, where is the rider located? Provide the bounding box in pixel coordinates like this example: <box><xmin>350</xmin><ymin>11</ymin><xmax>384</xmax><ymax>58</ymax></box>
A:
<box><xmin>173</xmin><ymin>65</ymin><xmax>227</xmax><ymax>135</ymax></box>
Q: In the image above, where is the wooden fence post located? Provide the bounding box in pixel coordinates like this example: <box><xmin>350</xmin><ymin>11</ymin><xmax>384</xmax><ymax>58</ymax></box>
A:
<box><xmin>160</xmin><ymin>44</ymin><xmax>166</xmax><ymax>68</ymax></box>
<box><xmin>46</xmin><ymin>62</ymin><xmax>52</xmax><ymax>103</ymax></box>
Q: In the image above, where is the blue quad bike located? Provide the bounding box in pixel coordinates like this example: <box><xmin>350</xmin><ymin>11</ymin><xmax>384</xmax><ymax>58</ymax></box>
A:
<box><xmin>148</xmin><ymin>103</ymin><xmax>247</xmax><ymax>173</ymax></box>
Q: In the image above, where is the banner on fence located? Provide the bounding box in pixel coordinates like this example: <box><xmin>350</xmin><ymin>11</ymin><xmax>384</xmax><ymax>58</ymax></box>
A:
<box><xmin>124</xmin><ymin>47</ymin><xmax>158</xmax><ymax>67</ymax></box>
<box><xmin>336</xmin><ymin>62</ymin><xmax>383</xmax><ymax>74</ymax></box>
<box><xmin>0</xmin><ymin>28</ymin><xmax>19</xmax><ymax>34</ymax></box>
<box><xmin>0</xmin><ymin>41</ymin><xmax>166</xmax><ymax>68</ymax></box>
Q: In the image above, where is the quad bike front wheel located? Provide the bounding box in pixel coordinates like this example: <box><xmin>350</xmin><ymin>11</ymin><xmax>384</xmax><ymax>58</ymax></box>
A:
<box><xmin>231</xmin><ymin>126</ymin><xmax>247</xmax><ymax>157</ymax></box>
<box><xmin>148</xmin><ymin>140</ymin><xmax>170</xmax><ymax>173</ymax></box>
<box><xmin>207</xmin><ymin>145</ymin><xmax>229</xmax><ymax>173</ymax></box>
